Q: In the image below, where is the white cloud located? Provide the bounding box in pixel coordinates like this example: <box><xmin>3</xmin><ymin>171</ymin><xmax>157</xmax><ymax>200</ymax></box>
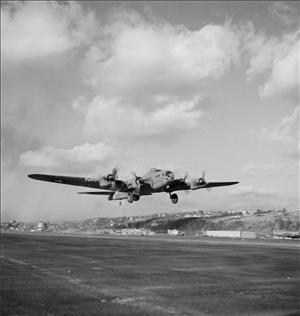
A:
<box><xmin>73</xmin><ymin>95</ymin><xmax>204</xmax><ymax>142</ymax></box>
<box><xmin>245</xmin><ymin>33</ymin><xmax>294</xmax><ymax>80</ymax></box>
<box><xmin>243</xmin><ymin>24</ymin><xmax>299</xmax><ymax>99</ymax></box>
<box><xmin>268</xmin><ymin>2</ymin><xmax>299</xmax><ymax>26</ymax></box>
<box><xmin>1</xmin><ymin>1</ymin><xmax>97</xmax><ymax>62</ymax></box>
<box><xmin>260</xmin><ymin>40</ymin><xmax>299</xmax><ymax>98</ymax></box>
<box><xmin>256</xmin><ymin>106</ymin><xmax>299</xmax><ymax>144</ymax></box>
<box><xmin>19</xmin><ymin>142</ymin><xmax>118</xmax><ymax>173</ymax></box>
<box><xmin>81</xmin><ymin>10</ymin><xmax>240</xmax><ymax>97</ymax></box>
<box><xmin>253</xmin><ymin>107</ymin><xmax>299</xmax><ymax>162</ymax></box>
<box><xmin>230</xmin><ymin>185</ymin><xmax>277</xmax><ymax>198</ymax></box>
<box><xmin>76</xmin><ymin>10</ymin><xmax>236</xmax><ymax>143</ymax></box>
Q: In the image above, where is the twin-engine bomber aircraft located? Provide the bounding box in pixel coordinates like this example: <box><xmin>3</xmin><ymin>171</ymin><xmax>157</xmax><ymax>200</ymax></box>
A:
<box><xmin>28</xmin><ymin>168</ymin><xmax>239</xmax><ymax>204</ymax></box>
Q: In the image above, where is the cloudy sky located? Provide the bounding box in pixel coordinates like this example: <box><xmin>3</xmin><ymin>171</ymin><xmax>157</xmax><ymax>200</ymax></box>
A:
<box><xmin>1</xmin><ymin>1</ymin><xmax>299</xmax><ymax>221</ymax></box>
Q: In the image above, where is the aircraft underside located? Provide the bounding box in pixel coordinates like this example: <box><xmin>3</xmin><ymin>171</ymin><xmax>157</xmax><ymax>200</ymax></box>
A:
<box><xmin>108</xmin><ymin>190</ymin><xmax>179</xmax><ymax>204</ymax></box>
<box><xmin>28</xmin><ymin>168</ymin><xmax>239</xmax><ymax>205</ymax></box>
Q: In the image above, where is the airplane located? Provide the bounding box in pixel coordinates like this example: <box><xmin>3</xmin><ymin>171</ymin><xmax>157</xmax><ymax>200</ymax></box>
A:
<box><xmin>28</xmin><ymin>168</ymin><xmax>239</xmax><ymax>204</ymax></box>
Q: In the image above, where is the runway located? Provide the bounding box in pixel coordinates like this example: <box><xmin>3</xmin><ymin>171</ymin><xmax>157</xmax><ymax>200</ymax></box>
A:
<box><xmin>1</xmin><ymin>233</ymin><xmax>299</xmax><ymax>315</ymax></box>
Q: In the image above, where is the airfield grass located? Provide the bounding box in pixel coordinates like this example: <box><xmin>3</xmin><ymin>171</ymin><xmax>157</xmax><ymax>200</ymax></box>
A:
<box><xmin>1</xmin><ymin>233</ymin><xmax>299</xmax><ymax>316</ymax></box>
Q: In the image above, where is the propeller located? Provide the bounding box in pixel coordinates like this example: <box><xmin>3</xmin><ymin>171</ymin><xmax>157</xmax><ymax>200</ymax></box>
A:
<box><xmin>198</xmin><ymin>170</ymin><xmax>206</xmax><ymax>185</ymax></box>
<box><xmin>105</xmin><ymin>167</ymin><xmax>119</xmax><ymax>181</ymax></box>
<box><xmin>131</xmin><ymin>172</ymin><xmax>144</xmax><ymax>194</ymax></box>
<box><xmin>199</xmin><ymin>170</ymin><xmax>212</xmax><ymax>191</ymax></box>
<box><xmin>111</xmin><ymin>167</ymin><xmax>119</xmax><ymax>179</ymax></box>
<box><xmin>182</xmin><ymin>172</ymin><xmax>191</xmax><ymax>194</ymax></box>
<box><xmin>131</xmin><ymin>171</ymin><xmax>144</xmax><ymax>185</ymax></box>
<box><xmin>183</xmin><ymin>172</ymin><xmax>189</xmax><ymax>183</ymax></box>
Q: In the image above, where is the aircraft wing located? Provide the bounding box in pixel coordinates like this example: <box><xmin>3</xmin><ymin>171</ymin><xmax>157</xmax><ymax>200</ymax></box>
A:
<box><xmin>165</xmin><ymin>179</ymin><xmax>239</xmax><ymax>192</ymax></box>
<box><xmin>28</xmin><ymin>174</ymin><xmax>94</xmax><ymax>186</ymax></box>
<box><xmin>77</xmin><ymin>191</ymin><xmax>113</xmax><ymax>195</ymax></box>
<box><xmin>28</xmin><ymin>173</ymin><xmax>127</xmax><ymax>190</ymax></box>
<box><xmin>165</xmin><ymin>179</ymin><xmax>189</xmax><ymax>192</ymax></box>
<box><xmin>202</xmin><ymin>181</ymin><xmax>239</xmax><ymax>188</ymax></box>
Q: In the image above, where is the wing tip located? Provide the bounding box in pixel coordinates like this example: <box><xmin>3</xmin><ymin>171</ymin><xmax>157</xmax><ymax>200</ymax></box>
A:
<box><xmin>28</xmin><ymin>174</ymin><xmax>38</xmax><ymax>179</ymax></box>
<box><xmin>227</xmin><ymin>181</ymin><xmax>239</xmax><ymax>186</ymax></box>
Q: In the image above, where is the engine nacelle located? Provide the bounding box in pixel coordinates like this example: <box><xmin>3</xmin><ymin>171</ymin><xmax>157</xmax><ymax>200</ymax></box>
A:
<box><xmin>98</xmin><ymin>177</ymin><xmax>110</xmax><ymax>187</ymax></box>
<box><xmin>105</xmin><ymin>168</ymin><xmax>118</xmax><ymax>181</ymax></box>
<box><xmin>103</xmin><ymin>174</ymin><xmax>115</xmax><ymax>181</ymax></box>
<box><xmin>189</xmin><ymin>178</ymin><xmax>206</xmax><ymax>190</ymax></box>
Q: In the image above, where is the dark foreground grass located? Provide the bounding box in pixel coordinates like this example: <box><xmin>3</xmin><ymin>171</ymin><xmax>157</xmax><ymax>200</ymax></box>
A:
<box><xmin>1</xmin><ymin>233</ymin><xmax>299</xmax><ymax>316</ymax></box>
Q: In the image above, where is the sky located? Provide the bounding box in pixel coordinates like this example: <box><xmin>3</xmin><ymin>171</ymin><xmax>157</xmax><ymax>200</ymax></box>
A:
<box><xmin>1</xmin><ymin>1</ymin><xmax>299</xmax><ymax>221</ymax></box>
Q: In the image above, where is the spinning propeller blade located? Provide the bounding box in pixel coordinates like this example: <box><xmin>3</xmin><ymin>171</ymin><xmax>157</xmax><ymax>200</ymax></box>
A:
<box><xmin>183</xmin><ymin>172</ymin><xmax>189</xmax><ymax>182</ymax></box>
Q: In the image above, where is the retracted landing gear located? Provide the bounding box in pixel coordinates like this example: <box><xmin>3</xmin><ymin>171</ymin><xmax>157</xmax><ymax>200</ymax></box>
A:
<box><xmin>170</xmin><ymin>193</ymin><xmax>178</xmax><ymax>204</ymax></box>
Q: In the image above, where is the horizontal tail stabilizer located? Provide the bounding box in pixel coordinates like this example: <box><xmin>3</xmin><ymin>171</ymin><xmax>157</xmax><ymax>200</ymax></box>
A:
<box><xmin>77</xmin><ymin>191</ymin><xmax>113</xmax><ymax>195</ymax></box>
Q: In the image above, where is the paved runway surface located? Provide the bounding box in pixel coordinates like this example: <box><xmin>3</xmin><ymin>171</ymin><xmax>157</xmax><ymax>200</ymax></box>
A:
<box><xmin>1</xmin><ymin>233</ymin><xmax>299</xmax><ymax>315</ymax></box>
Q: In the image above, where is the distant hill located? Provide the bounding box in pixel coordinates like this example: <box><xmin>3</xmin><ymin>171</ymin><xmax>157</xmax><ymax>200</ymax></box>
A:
<box><xmin>127</xmin><ymin>209</ymin><xmax>300</xmax><ymax>236</ymax></box>
<box><xmin>2</xmin><ymin>209</ymin><xmax>299</xmax><ymax>238</ymax></box>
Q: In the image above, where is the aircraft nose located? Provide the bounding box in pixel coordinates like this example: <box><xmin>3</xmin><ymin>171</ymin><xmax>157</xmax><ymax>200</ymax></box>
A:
<box><xmin>166</xmin><ymin>171</ymin><xmax>174</xmax><ymax>180</ymax></box>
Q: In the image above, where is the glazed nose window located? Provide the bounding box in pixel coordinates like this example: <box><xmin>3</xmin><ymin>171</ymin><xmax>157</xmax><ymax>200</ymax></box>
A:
<box><xmin>165</xmin><ymin>171</ymin><xmax>174</xmax><ymax>180</ymax></box>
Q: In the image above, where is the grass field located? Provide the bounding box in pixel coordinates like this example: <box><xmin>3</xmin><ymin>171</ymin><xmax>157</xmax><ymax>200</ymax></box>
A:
<box><xmin>1</xmin><ymin>233</ymin><xmax>299</xmax><ymax>315</ymax></box>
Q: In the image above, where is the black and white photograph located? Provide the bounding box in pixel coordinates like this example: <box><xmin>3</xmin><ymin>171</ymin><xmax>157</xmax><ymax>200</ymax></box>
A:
<box><xmin>1</xmin><ymin>1</ymin><xmax>299</xmax><ymax>315</ymax></box>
